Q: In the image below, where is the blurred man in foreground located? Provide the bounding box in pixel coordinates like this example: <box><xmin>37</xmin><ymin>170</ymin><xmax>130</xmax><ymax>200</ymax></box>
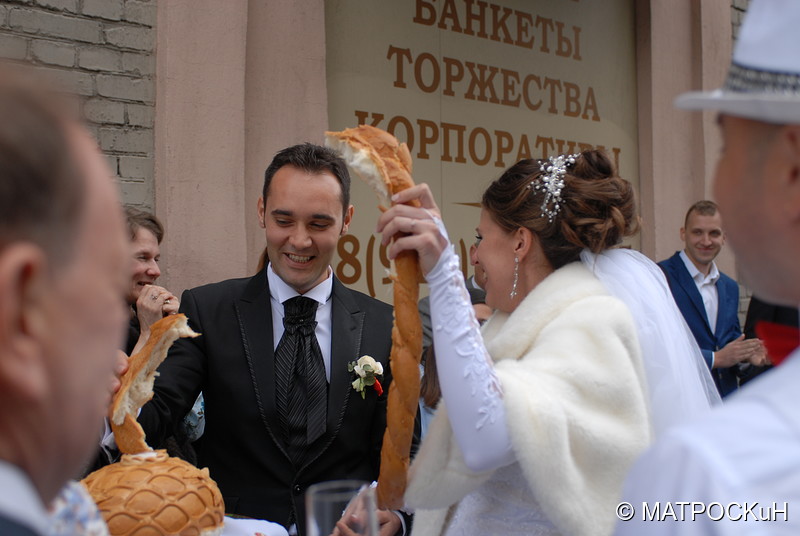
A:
<box><xmin>0</xmin><ymin>67</ymin><xmax>129</xmax><ymax>534</ymax></box>
<box><xmin>617</xmin><ymin>1</ymin><xmax>800</xmax><ymax>533</ymax></box>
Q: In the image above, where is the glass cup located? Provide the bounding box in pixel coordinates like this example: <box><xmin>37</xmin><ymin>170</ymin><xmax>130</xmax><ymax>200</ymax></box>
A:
<box><xmin>305</xmin><ymin>479</ymin><xmax>378</xmax><ymax>536</ymax></box>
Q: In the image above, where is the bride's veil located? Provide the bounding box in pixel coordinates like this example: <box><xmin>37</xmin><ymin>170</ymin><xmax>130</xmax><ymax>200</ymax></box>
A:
<box><xmin>581</xmin><ymin>248</ymin><xmax>721</xmax><ymax>437</ymax></box>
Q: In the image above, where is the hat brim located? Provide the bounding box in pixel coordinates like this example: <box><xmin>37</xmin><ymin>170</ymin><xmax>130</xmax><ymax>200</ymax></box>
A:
<box><xmin>675</xmin><ymin>90</ymin><xmax>800</xmax><ymax>124</ymax></box>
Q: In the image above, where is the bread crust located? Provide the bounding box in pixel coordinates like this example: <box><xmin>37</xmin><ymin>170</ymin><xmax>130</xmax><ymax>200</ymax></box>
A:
<box><xmin>325</xmin><ymin>125</ymin><xmax>423</xmax><ymax>509</ymax></box>
<box><xmin>82</xmin><ymin>450</ymin><xmax>225</xmax><ymax>536</ymax></box>
<box><xmin>82</xmin><ymin>315</ymin><xmax>225</xmax><ymax>535</ymax></box>
<box><xmin>110</xmin><ymin>314</ymin><xmax>198</xmax><ymax>455</ymax></box>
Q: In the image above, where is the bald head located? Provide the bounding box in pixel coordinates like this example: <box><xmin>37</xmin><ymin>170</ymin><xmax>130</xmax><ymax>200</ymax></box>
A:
<box><xmin>713</xmin><ymin>115</ymin><xmax>800</xmax><ymax>305</ymax></box>
<box><xmin>0</xmin><ymin>67</ymin><xmax>85</xmax><ymax>265</ymax></box>
<box><xmin>0</xmin><ymin>64</ymin><xmax>128</xmax><ymax>504</ymax></box>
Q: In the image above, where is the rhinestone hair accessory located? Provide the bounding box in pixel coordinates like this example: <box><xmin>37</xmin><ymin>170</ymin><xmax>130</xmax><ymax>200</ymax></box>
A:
<box><xmin>528</xmin><ymin>153</ymin><xmax>579</xmax><ymax>222</ymax></box>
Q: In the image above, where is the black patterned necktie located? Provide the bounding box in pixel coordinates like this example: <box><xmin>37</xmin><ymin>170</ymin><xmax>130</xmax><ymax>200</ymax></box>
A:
<box><xmin>274</xmin><ymin>296</ymin><xmax>328</xmax><ymax>466</ymax></box>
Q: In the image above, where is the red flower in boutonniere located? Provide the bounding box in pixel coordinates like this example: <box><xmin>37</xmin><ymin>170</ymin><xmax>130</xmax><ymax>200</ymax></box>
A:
<box><xmin>348</xmin><ymin>355</ymin><xmax>384</xmax><ymax>399</ymax></box>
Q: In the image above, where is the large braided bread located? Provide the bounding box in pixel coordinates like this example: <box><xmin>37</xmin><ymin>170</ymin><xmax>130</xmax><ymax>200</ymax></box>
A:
<box><xmin>325</xmin><ymin>125</ymin><xmax>423</xmax><ymax>509</ymax></box>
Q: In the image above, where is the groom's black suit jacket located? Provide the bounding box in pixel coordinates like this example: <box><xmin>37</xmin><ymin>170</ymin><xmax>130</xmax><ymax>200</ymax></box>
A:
<box><xmin>139</xmin><ymin>269</ymin><xmax>393</xmax><ymax>534</ymax></box>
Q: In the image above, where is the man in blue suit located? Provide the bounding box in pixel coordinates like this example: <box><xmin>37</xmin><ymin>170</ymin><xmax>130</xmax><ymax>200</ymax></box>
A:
<box><xmin>659</xmin><ymin>200</ymin><xmax>765</xmax><ymax>397</ymax></box>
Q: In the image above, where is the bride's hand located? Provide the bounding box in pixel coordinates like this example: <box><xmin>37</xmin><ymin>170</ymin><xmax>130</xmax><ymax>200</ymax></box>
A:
<box><xmin>376</xmin><ymin>183</ymin><xmax>449</xmax><ymax>275</ymax></box>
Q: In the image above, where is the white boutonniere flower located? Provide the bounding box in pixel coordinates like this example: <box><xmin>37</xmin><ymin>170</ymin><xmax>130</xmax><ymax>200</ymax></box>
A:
<box><xmin>348</xmin><ymin>355</ymin><xmax>384</xmax><ymax>399</ymax></box>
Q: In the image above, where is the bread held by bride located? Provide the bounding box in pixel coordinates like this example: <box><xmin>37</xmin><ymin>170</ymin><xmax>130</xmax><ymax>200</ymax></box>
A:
<box><xmin>325</xmin><ymin>125</ymin><xmax>423</xmax><ymax>510</ymax></box>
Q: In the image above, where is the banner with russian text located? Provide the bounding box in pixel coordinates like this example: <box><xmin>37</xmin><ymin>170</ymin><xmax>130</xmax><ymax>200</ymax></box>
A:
<box><xmin>326</xmin><ymin>0</ymin><xmax>638</xmax><ymax>300</ymax></box>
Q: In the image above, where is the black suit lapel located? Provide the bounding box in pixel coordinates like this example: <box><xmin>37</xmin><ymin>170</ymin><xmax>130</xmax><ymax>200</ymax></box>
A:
<box><xmin>235</xmin><ymin>271</ymin><xmax>287</xmax><ymax>457</ymax></box>
<box><xmin>328</xmin><ymin>278</ymin><xmax>363</xmax><ymax>432</ymax></box>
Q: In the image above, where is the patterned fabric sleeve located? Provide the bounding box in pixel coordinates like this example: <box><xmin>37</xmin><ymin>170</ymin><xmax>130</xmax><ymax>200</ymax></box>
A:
<box><xmin>48</xmin><ymin>480</ymin><xmax>110</xmax><ymax>536</ymax></box>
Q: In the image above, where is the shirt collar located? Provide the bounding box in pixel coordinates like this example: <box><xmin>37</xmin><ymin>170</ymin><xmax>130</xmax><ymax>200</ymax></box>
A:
<box><xmin>680</xmin><ymin>249</ymin><xmax>719</xmax><ymax>285</ymax></box>
<box><xmin>266</xmin><ymin>263</ymin><xmax>333</xmax><ymax>306</ymax></box>
<box><xmin>0</xmin><ymin>460</ymin><xmax>48</xmax><ymax>534</ymax></box>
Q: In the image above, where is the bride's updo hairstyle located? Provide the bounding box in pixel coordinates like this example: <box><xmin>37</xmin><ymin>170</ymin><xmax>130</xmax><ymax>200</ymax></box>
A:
<box><xmin>481</xmin><ymin>150</ymin><xmax>638</xmax><ymax>270</ymax></box>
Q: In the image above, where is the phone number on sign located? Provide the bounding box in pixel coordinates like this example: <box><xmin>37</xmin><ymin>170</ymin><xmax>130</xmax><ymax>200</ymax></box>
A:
<box><xmin>335</xmin><ymin>235</ymin><xmax>472</xmax><ymax>298</ymax></box>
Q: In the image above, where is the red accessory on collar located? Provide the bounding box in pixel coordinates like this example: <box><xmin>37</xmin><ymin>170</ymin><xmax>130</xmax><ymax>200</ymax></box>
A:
<box><xmin>755</xmin><ymin>321</ymin><xmax>800</xmax><ymax>366</ymax></box>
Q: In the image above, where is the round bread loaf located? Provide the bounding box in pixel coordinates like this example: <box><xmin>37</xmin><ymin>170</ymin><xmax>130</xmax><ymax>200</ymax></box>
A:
<box><xmin>83</xmin><ymin>450</ymin><xmax>224</xmax><ymax>536</ymax></box>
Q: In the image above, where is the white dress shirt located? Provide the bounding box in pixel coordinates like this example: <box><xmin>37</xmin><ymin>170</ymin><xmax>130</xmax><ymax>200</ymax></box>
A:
<box><xmin>680</xmin><ymin>250</ymin><xmax>721</xmax><ymax>334</ymax></box>
<box><xmin>267</xmin><ymin>263</ymin><xmax>333</xmax><ymax>381</ymax></box>
<box><xmin>0</xmin><ymin>460</ymin><xmax>48</xmax><ymax>535</ymax></box>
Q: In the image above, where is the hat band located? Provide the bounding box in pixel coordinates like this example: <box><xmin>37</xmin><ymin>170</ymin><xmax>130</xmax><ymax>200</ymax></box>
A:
<box><xmin>723</xmin><ymin>62</ymin><xmax>800</xmax><ymax>95</ymax></box>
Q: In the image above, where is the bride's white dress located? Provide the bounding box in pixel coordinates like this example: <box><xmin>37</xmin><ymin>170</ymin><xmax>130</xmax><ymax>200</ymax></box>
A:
<box><xmin>445</xmin><ymin>463</ymin><xmax>559</xmax><ymax>536</ymax></box>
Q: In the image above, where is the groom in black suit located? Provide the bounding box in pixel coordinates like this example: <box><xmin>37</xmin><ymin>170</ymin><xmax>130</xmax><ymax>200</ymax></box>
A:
<box><xmin>138</xmin><ymin>143</ymin><xmax>397</xmax><ymax>535</ymax></box>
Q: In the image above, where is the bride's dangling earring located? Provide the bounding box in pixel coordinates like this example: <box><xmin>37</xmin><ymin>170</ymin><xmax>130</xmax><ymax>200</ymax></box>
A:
<box><xmin>510</xmin><ymin>256</ymin><xmax>519</xmax><ymax>299</ymax></box>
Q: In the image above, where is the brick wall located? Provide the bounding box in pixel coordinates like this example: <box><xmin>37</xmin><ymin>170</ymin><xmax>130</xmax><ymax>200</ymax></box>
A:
<box><xmin>0</xmin><ymin>0</ymin><xmax>156</xmax><ymax>210</ymax></box>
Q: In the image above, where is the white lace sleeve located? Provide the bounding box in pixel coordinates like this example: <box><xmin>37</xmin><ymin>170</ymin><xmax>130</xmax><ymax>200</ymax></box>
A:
<box><xmin>426</xmin><ymin>238</ymin><xmax>514</xmax><ymax>473</ymax></box>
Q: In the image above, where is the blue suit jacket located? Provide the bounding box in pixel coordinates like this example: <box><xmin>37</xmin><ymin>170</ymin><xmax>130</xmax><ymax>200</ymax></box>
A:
<box><xmin>659</xmin><ymin>251</ymin><xmax>742</xmax><ymax>396</ymax></box>
<box><xmin>0</xmin><ymin>514</ymin><xmax>38</xmax><ymax>536</ymax></box>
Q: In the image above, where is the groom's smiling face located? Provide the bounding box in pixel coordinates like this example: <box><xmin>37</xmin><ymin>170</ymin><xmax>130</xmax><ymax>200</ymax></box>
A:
<box><xmin>259</xmin><ymin>164</ymin><xmax>353</xmax><ymax>294</ymax></box>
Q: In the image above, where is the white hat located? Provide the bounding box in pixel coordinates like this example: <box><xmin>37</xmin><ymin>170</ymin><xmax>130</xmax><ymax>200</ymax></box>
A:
<box><xmin>675</xmin><ymin>0</ymin><xmax>800</xmax><ymax>124</ymax></box>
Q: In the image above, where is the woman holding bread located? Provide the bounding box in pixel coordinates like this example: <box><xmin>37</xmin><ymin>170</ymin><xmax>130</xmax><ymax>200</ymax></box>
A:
<box><xmin>377</xmin><ymin>151</ymin><xmax>653</xmax><ymax>536</ymax></box>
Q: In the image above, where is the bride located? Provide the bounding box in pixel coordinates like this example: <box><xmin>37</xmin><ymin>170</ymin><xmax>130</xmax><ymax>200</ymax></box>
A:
<box><xmin>376</xmin><ymin>150</ymin><xmax>717</xmax><ymax>536</ymax></box>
